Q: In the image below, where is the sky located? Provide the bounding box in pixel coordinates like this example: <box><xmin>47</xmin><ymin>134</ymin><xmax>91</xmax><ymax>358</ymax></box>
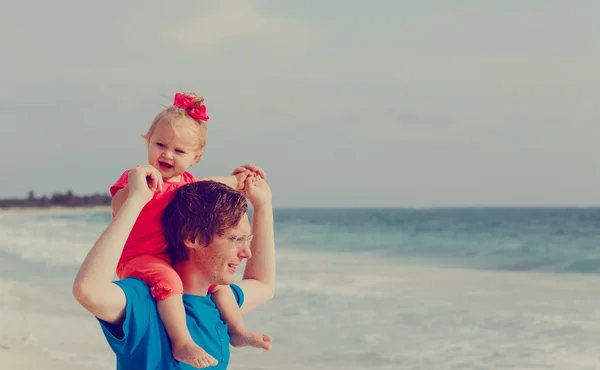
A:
<box><xmin>0</xmin><ymin>0</ymin><xmax>598</xmax><ymax>207</ymax></box>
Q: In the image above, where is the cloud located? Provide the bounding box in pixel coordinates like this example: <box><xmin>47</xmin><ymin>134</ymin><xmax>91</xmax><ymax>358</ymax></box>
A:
<box><xmin>168</xmin><ymin>1</ymin><xmax>321</xmax><ymax>56</ymax></box>
<box><xmin>1</xmin><ymin>1</ymin><xmax>599</xmax><ymax>206</ymax></box>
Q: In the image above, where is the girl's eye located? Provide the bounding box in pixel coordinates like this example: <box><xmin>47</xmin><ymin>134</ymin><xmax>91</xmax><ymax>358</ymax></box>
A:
<box><xmin>176</xmin><ymin>149</ymin><xmax>185</xmax><ymax>154</ymax></box>
<box><xmin>156</xmin><ymin>143</ymin><xmax>164</xmax><ymax>147</ymax></box>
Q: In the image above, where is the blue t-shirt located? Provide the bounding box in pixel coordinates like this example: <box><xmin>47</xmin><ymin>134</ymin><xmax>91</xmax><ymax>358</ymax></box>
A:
<box><xmin>97</xmin><ymin>278</ymin><xmax>244</xmax><ymax>370</ymax></box>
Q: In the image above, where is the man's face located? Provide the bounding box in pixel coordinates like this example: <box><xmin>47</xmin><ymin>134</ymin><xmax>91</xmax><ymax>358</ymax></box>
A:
<box><xmin>193</xmin><ymin>213</ymin><xmax>253</xmax><ymax>286</ymax></box>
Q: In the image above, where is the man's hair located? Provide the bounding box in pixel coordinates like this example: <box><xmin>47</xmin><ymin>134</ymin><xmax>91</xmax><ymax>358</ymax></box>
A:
<box><xmin>162</xmin><ymin>180</ymin><xmax>248</xmax><ymax>265</ymax></box>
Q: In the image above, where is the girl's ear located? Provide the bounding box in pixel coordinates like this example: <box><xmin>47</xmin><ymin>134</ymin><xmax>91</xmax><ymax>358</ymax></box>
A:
<box><xmin>191</xmin><ymin>149</ymin><xmax>204</xmax><ymax>166</ymax></box>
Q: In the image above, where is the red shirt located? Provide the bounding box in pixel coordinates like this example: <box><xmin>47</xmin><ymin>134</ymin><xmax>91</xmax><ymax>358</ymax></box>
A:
<box><xmin>110</xmin><ymin>169</ymin><xmax>196</xmax><ymax>264</ymax></box>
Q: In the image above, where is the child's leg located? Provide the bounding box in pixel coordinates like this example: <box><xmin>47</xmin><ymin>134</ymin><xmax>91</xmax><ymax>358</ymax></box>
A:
<box><xmin>211</xmin><ymin>285</ymin><xmax>272</xmax><ymax>350</ymax></box>
<box><xmin>119</xmin><ymin>255</ymin><xmax>218</xmax><ymax>368</ymax></box>
<box><xmin>157</xmin><ymin>296</ymin><xmax>217</xmax><ymax>368</ymax></box>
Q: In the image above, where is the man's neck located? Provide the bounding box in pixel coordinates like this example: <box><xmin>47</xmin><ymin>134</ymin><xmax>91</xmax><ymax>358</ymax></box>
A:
<box><xmin>174</xmin><ymin>261</ymin><xmax>211</xmax><ymax>296</ymax></box>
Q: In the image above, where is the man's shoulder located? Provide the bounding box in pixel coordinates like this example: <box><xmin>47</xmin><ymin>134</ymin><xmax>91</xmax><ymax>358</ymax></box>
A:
<box><xmin>113</xmin><ymin>277</ymin><xmax>150</xmax><ymax>290</ymax></box>
<box><xmin>229</xmin><ymin>284</ymin><xmax>245</xmax><ymax>308</ymax></box>
<box><xmin>113</xmin><ymin>278</ymin><xmax>153</xmax><ymax>303</ymax></box>
<box><xmin>114</xmin><ymin>279</ymin><xmax>243</xmax><ymax>307</ymax></box>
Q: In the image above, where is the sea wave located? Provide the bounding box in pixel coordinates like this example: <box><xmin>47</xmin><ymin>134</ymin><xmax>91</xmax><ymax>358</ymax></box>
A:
<box><xmin>1</xmin><ymin>207</ymin><xmax>599</xmax><ymax>274</ymax></box>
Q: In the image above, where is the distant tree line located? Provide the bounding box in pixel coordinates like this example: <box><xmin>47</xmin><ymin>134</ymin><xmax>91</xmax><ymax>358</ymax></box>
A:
<box><xmin>0</xmin><ymin>190</ymin><xmax>111</xmax><ymax>208</ymax></box>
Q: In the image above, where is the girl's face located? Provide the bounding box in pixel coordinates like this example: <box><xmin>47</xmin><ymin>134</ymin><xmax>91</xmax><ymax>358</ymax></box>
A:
<box><xmin>146</xmin><ymin>121</ymin><xmax>201</xmax><ymax>182</ymax></box>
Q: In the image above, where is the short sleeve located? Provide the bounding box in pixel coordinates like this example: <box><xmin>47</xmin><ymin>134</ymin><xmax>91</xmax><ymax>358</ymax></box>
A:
<box><xmin>110</xmin><ymin>169</ymin><xmax>132</xmax><ymax>197</ymax></box>
<box><xmin>181</xmin><ymin>171</ymin><xmax>197</xmax><ymax>184</ymax></box>
<box><xmin>97</xmin><ymin>278</ymin><xmax>151</xmax><ymax>357</ymax></box>
<box><xmin>230</xmin><ymin>284</ymin><xmax>244</xmax><ymax>308</ymax></box>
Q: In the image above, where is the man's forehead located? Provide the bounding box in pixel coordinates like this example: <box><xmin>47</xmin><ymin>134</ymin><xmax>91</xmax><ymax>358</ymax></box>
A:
<box><xmin>228</xmin><ymin>213</ymin><xmax>251</xmax><ymax>235</ymax></box>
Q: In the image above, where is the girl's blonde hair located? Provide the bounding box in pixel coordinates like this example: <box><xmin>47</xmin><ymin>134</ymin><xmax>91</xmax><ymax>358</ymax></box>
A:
<box><xmin>141</xmin><ymin>92</ymin><xmax>208</xmax><ymax>151</ymax></box>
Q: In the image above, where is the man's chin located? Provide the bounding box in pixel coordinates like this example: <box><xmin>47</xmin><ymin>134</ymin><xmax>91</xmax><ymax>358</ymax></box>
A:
<box><xmin>218</xmin><ymin>275</ymin><xmax>236</xmax><ymax>286</ymax></box>
<box><xmin>221</xmin><ymin>278</ymin><xmax>235</xmax><ymax>286</ymax></box>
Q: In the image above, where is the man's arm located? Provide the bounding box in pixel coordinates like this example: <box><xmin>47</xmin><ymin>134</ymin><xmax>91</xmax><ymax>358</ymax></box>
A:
<box><xmin>72</xmin><ymin>166</ymin><xmax>157</xmax><ymax>323</ymax></box>
<box><xmin>235</xmin><ymin>177</ymin><xmax>276</xmax><ymax>315</ymax></box>
<box><xmin>72</xmin><ymin>196</ymin><xmax>145</xmax><ymax>323</ymax></box>
<box><xmin>111</xmin><ymin>185</ymin><xmax>129</xmax><ymax>216</ymax></box>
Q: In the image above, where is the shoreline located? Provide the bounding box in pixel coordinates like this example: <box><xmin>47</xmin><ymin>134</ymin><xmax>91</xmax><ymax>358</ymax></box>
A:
<box><xmin>0</xmin><ymin>339</ymin><xmax>108</xmax><ymax>370</ymax></box>
<box><xmin>0</xmin><ymin>205</ymin><xmax>111</xmax><ymax>213</ymax></box>
<box><xmin>0</xmin><ymin>345</ymin><xmax>100</xmax><ymax>370</ymax></box>
<box><xmin>3</xmin><ymin>256</ymin><xmax>600</xmax><ymax>370</ymax></box>
<box><xmin>2</xmin><ymin>250</ymin><xmax>600</xmax><ymax>369</ymax></box>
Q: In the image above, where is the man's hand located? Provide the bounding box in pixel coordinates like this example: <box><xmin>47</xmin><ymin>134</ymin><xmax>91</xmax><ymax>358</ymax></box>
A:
<box><xmin>233</xmin><ymin>170</ymin><xmax>252</xmax><ymax>190</ymax></box>
<box><xmin>241</xmin><ymin>174</ymin><xmax>272</xmax><ymax>208</ymax></box>
<box><xmin>128</xmin><ymin>165</ymin><xmax>163</xmax><ymax>203</ymax></box>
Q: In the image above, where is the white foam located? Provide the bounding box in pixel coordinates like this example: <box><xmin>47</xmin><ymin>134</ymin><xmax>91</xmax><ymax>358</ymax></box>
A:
<box><xmin>0</xmin><ymin>210</ymin><xmax>106</xmax><ymax>266</ymax></box>
<box><xmin>233</xmin><ymin>250</ymin><xmax>600</xmax><ymax>369</ymax></box>
<box><xmin>2</xmin><ymin>209</ymin><xmax>600</xmax><ymax>369</ymax></box>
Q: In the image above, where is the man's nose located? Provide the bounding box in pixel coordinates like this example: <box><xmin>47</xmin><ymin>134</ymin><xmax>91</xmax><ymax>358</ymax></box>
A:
<box><xmin>239</xmin><ymin>243</ymin><xmax>252</xmax><ymax>259</ymax></box>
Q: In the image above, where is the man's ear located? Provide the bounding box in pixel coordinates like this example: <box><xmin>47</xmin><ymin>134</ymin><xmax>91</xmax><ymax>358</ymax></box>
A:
<box><xmin>184</xmin><ymin>237</ymin><xmax>207</xmax><ymax>249</ymax></box>
<box><xmin>183</xmin><ymin>238</ymin><xmax>199</xmax><ymax>249</ymax></box>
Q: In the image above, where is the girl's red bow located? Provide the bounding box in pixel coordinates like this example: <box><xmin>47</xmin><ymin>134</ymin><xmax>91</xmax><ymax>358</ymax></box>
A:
<box><xmin>173</xmin><ymin>92</ymin><xmax>210</xmax><ymax>122</ymax></box>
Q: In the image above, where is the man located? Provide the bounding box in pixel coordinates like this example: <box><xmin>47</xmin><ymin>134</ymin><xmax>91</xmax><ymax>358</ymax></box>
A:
<box><xmin>72</xmin><ymin>165</ymin><xmax>276</xmax><ymax>369</ymax></box>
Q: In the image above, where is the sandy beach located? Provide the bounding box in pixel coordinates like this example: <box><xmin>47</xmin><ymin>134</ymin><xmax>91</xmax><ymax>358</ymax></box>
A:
<box><xmin>1</xmin><ymin>258</ymin><xmax>600</xmax><ymax>370</ymax></box>
<box><xmin>0</xmin><ymin>344</ymin><xmax>99</xmax><ymax>370</ymax></box>
<box><xmin>2</xmin><ymin>207</ymin><xmax>600</xmax><ymax>369</ymax></box>
<box><xmin>0</xmin><ymin>206</ymin><xmax>111</xmax><ymax>213</ymax></box>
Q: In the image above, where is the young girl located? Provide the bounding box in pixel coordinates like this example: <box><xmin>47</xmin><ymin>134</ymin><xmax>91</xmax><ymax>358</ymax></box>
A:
<box><xmin>110</xmin><ymin>92</ymin><xmax>271</xmax><ymax>368</ymax></box>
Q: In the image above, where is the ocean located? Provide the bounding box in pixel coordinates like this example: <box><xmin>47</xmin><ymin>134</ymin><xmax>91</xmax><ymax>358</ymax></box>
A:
<box><xmin>1</xmin><ymin>207</ymin><xmax>599</xmax><ymax>369</ymax></box>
